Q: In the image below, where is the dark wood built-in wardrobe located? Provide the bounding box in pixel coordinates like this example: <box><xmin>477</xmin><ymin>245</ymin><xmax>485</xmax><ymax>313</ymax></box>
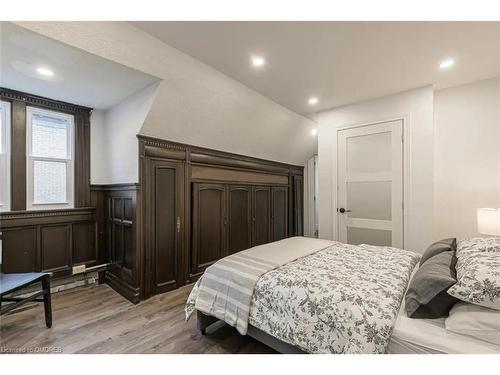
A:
<box><xmin>190</xmin><ymin>183</ymin><xmax>288</xmax><ymax>279</ymax></box>
<box><xmin>134</xmin><ymin>135</ymin><xmax>304</xmax><ymax>302</ymax></box>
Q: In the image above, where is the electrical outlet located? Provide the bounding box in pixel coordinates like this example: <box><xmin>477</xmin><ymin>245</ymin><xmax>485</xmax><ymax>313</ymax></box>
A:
<box><xmin>72</xmin><ymin>264</ymin><xmax>86</xmax><ymax>275</ymax></box>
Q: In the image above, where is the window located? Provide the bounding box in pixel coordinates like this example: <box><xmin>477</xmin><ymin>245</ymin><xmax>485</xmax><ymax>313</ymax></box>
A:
<box><xmin>0</xmin><ymin>101</ymin><xmax>11</xmax><ymax>212</ymax></box>
<box><xmin>26</xmin><ymin>106</ymin><xmax>74</xmax><ymax>210</ymax></box>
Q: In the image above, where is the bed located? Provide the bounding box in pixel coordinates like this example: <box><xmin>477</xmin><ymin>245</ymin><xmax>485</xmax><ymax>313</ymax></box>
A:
<box><xmin>185</xmin><ymin>236</ymin><xmax>500</xmax><ymax>354</ymax></box>
<box><xmin>388</xmin><ymin>302</ymin><xmax>500</xmax><ymax>354</ymax></box>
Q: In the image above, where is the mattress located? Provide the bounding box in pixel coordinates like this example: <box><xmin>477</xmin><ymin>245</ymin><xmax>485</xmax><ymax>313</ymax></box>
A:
<box><xmin>387</xmin><ymin>304</ymin><xmax>500</xmax><ymax>354</ymax></box>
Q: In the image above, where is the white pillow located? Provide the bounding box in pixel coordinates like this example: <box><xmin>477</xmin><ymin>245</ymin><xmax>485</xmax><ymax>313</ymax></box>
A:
<box><xmin>445</xmin><ymin>301</ymin><xmax>500</xmax><ymax>345</ymax></box>
<box><xmin>447</xmin><ymin>237</ymin><xmax>500</xmax><ymax>310</ymax></box>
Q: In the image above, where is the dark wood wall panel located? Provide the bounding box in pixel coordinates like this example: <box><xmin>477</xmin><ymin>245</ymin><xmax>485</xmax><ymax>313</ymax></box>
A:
<box><xmin>123</xmin><ymin>226</ymin><xmax>134</xmax><ymax>272</ymax></box>
<box><xmin>90</xmin><ymin>187</ymin><xmax>107</xmax><ymax>265</ymax></box>
<box><xmin>72</xmin><ymin>222</ymin><xmax>97</xmax><ymax>265</ymax></box>
<box><xmin>108</xmin><ymin>197</ymin><xmax>134</xmax><ymax>279</ymax></box>
<box><xmin>10</xmin><ymin>100</ymin><xmax>27</xmax><ymax>210</ymax></box>
<box><xmin>74</xmin><ymin>111</ymin><xmax>91</xmax><ymax>207</ymax></box>
<box><xmin>191</xmin><ymin>165</ymin><xmax>289</xmax><ymax>185</ymax></box>
<box><xmin>1</xmin><ymin>228</ymin><xmax>37</xmax><ymax>273</ymax></box>
<box><xmin>94</xmin><ymin>184</ymin><xmax>140</xmax><ymax>303</ymax></box>
<box><xmin>41</xmin><ymin>225</ymin><xmax>71</xmax><ymax>272</ymax></box>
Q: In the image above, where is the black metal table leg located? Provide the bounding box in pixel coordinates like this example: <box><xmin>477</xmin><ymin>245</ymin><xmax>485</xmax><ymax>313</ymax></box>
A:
<box><xmin>41</xmin><ymin>276</ymin><xmax>52</xmax><ymax>328</ymax></box>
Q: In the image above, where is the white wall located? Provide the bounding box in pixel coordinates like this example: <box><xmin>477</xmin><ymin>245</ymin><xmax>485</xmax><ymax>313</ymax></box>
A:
<box><xmin>141</xmin><ymin>79</ymin><xmax>317</xmax><ymax>165</ymax></box>
<box><xmin>17</xmin><ymin>22</ymin><xmax>317</xmax><ymax>183</ymax></box>
<box><xmin>89</xmin><ymin>110</ymin><xmax>107</xmax><ymax>184</ymax></box>
<box><xmin>317</xmin><ymin>86</ymin><xmax>434</xmax><ymax>253</ymax></box>
<box><xmin>90</xmin><ymin>83</ymin><xmax>159</xmax><ymax>184</ymax></box>
<box><xmin>104</xmin><ymin>83</ymin><xmax>160</xmax><ymax>183</ymax></box>
<box><xmin>434</xmin><ymin>77</ymin><xmax>500</xmax><ymax>239</ymax></box>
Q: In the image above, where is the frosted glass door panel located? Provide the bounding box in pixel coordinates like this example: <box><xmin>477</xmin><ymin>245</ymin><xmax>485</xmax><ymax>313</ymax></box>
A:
<box><xmin>347</xmin><ymin>131</ymin><xmax>391</xmax><ymax>174</ymax></box>
<box><xmin>347</xmin><ymin>181</ymin><xmax>392</xmax><ymax>220</ymax></box>
<box><xmin>347</xmin><ymin>227</ymin><xmax>392</xmax><ymax>247</ymax></box>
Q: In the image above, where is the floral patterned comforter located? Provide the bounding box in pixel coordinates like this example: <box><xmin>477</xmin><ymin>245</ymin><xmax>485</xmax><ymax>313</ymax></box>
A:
<box><xmin>187</xmin><ymin>241</ymin><xmax>419</xmax><ymax>354</ymax></box>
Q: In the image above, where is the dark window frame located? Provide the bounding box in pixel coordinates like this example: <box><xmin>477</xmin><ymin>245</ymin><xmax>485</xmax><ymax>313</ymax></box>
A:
<box><xmin>0</xmin><ymin>87</ymin><xmax>92</xmax><ymax>211</ymax></box>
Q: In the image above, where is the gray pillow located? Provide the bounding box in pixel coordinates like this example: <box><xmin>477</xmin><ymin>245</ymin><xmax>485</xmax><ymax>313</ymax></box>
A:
<box><xmin>405</xmin><ymin>251</ymin><xmax>459</xmax><ymax>318</ymax></box>
<box><xmin>420</xmin><ymin>238</ymin><xmax>456</xmax><ymax>266</ymax></box>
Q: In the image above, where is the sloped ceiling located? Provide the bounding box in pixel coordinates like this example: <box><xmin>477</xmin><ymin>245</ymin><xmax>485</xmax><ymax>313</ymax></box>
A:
<box><xmin>1</xmin><ymin>22</ymin><xmax>159</xmax><ymax>110</ymax></box>
<box><xmin>133</xmin><ymin>21</ymin><xmax>500</xmax><ymax>116</ymax></box>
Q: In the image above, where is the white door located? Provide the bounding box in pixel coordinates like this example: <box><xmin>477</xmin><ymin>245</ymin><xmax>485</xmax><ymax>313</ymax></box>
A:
<box><xmin>337</xmin><ymin>120</ymin><xmax>403</xmax><ymax>248</ymax></box>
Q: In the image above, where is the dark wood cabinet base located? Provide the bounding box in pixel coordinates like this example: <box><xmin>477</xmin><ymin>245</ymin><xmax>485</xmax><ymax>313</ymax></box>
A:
<box><xmin>105</xmin><ymin>270</ymin><xmax>141</xmax><ymax>304</ymax></box>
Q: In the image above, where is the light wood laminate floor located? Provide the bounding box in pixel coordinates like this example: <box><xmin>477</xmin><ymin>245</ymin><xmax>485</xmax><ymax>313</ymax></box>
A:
<box><xmin>0</xmin><ymin>283</ymin><xmax>275</xmax><ymax>354</ymax></box>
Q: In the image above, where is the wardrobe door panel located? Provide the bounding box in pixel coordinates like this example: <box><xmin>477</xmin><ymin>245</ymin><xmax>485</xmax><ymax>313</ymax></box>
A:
<box><xmin>191</xmin><ymin>183</ymin><xmax>226</xmax><ymax>277</ymax></box>
<box><xmin>252</xmin><ymin>186</ymin><xmax>271</xmax><ymax>246</ymax></box>
<box><xmin>152</xmin><ymin>161</ymin><xmax>184</xmax><ymax>294</ymax></box>
<box><xmin>272</xmin><ymin>186</ymin><xmax>289</xmax><ymax>241</ymax></box>
<box><xmin>227</xmin><ymin>185</ymin><xmax>252</xmax><ymax>254</ymax></box>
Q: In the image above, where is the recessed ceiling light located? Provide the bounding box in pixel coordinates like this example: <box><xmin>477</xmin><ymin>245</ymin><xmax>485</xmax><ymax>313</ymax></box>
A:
<box><xmin>36</xmin><ymin>66</ymin><xmax>54</xmax><ymax>77</ymax></box>
<box><xmin>439</xmin><ymin>59</ymin><xmax>455</xmax><ymax>69</ymax></box>
<box><xmin>308</xmin><ymin>97</ymin><xmax>319</xmax><ymax>105</ymax></box>
<box><xmin>311</xmin><ymin>128</ymin><xmax>318</xmax><ymax>136</ymax></box>
<box><xmin>251</xmin><ymin>55</ymin><xmax>265</xmax><ymax>67</ymax></box>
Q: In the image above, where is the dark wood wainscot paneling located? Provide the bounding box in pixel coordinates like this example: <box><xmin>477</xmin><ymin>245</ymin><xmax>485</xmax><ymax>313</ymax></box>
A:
<box><xmin>137</xmin><ymin>135</ymin><xmax>304</xmax><ymax>300</ymax></box>
<box><xmin>0</xmin><ymin>208</ymin><xmax>98</xmax><ymax>276</ymax></box>
<box><xmin>92</xmin><ymin>184</ymin><xmax>140</xmax><ymax>304</ymax></box>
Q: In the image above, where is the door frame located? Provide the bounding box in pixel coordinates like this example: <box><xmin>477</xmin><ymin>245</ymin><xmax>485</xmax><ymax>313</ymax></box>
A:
<box><xmin>331</xmin><ymin>116</ymin><xmax>411</xmax><ymax>249</ymax></box>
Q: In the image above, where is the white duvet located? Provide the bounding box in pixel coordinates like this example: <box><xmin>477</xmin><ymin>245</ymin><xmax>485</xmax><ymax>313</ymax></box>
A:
<box><xmin>187</xmin><ymin>239</ymin><xmax>420</xmax><ymax>353</ymax></box>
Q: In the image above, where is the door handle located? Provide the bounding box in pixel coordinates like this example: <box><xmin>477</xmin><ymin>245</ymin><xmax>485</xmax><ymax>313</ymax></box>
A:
<box><xmin>176</xmin><ymin>217</ymin><xmax>181</xmax><ymax>233</ymax></box>
<box><xmin>338</xmin><ymin>208</ymin><xmax>352</xmax><ymax>214</ymax></box>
